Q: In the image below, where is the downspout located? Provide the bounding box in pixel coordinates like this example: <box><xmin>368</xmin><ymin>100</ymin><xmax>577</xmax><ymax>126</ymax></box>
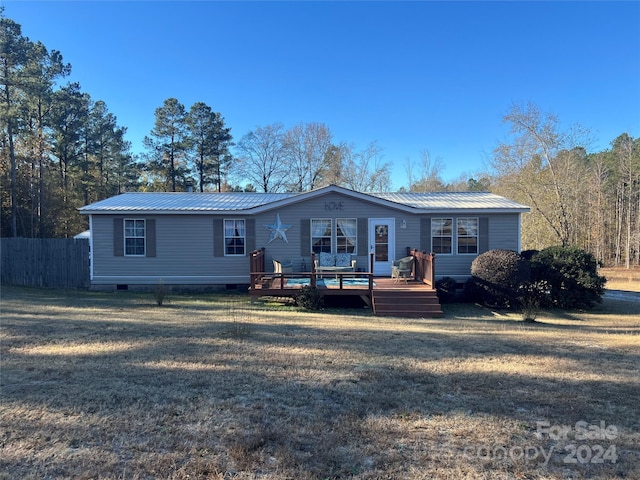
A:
<box><xmin>89</xmin><ymin>215</ymin><xmax>94</xmax><ymax>281</ymax></box>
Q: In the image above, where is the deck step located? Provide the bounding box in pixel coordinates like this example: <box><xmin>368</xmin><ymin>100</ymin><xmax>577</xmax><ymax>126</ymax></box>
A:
<box><xmin>372</xmin><ymin>288</ymin><xmax>443</xmax><ymax>318</ymax></box>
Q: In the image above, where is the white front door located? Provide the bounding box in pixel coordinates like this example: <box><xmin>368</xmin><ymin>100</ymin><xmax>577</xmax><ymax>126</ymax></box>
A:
<box><xmin>368</xmin><ymin>218</ymin><xmax>395</xmax><ymax>275</ymax></box>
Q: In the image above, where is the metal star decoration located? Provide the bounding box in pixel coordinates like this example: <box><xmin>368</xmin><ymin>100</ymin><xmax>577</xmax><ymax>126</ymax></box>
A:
<box><xmin>265</xmin><ymin>213</ymin><xmax>292</xmax><ymax>243</ymax></box>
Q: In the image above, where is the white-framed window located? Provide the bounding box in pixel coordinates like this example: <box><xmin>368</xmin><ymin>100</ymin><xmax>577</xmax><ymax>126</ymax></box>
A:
<box><xmin>336</xmin><ymin>218</ymin><xmax>357</xmax><ymax>254</ymax></box>
<box><xmin>431</xmin><ymin>218</ymin><xmax>453</xmax><ymax>255</ymax></box>
<box><xmin>124</xmin><ymin>219</ymin><xmax>146</xmax><ymax>256</ymax></box>
<box><xmin>457</xmin><ymin>217</ymin><xmax>479</xmax><ymax>254</ymax></box>
<box><xmin>311</xmin><ymin>218</ymin><xmax>358</xmax><ymax>254</ymax></box>
<box><xmin>311</xmin><ymin>219</ymin><xmax>332</xmax><ymax>254</ymax></box>
<box><xmin>224</xmin><ymin>219</ymin><xmax>245</xmax><ymax>255</ymax></box>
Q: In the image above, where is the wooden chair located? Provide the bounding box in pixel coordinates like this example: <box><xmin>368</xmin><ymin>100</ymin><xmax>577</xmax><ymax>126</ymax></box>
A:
<box><xmin>273</xmin><ymin>259</ymin><xmax>293</xmax><ymax>274</ymax></box>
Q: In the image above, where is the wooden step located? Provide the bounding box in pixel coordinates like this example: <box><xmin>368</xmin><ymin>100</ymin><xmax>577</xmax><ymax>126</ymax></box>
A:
<box><xmin>372</xmin><ymin>288</ymin><xmax>443</xmax><ymax>318</ymax></box>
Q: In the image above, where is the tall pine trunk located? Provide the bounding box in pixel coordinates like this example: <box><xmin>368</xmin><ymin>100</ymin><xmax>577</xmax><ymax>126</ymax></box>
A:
<box><xmin>3</xmin><ymin>73</ymin><xmax>17</xmax><ymax>237</ymax></box>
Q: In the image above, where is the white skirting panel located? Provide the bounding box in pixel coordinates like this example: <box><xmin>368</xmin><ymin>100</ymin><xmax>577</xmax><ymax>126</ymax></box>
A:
<box><xmin>91</xmin><ymin>275</ymin><xmax>249</xmax><ymax>285</ymax></box>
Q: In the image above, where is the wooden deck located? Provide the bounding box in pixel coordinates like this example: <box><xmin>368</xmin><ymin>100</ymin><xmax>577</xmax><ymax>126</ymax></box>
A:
<box><xmin>248</xmin><ymin>248</ymin><xmax>443</xmax><ymax>317</ymax></box>
<box><xmin>249</xmin><ymin>275</ymin><xmax>443</xmax><ymax>318</ymax></box>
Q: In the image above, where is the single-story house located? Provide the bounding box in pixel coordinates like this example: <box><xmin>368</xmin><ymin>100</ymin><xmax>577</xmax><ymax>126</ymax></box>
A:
<box><xmin>79</xmin><ymin>184</ymin><xmax>529</xmax><ymax>289</ymax></box>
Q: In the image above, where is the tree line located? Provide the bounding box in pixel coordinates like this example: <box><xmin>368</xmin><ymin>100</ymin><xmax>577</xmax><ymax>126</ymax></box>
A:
<box><xmin>1</xmin><ymin>12</ymin><xmax>638</xmax><ymax>267</ymax></box>
<box><xmin>490</xmin><ymin>103</ymin><xmax>639</xmax><ymax>268</ymax></box>
<box><xmin>1</xmin><ymin>12</ymin><xmax>138</xmax><ymax>238</ymax></box>
<box><xmin>0</xmin><ymin>12</ymin><xmax>394</xmax><ymax>239</ymax></box>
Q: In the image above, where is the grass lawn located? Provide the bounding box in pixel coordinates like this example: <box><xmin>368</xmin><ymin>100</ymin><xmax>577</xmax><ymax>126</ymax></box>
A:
<box><xmin>1</xmin><ymin>285</ymin><xmax>638</xmax><ymax>479</ymax></box>
<box><xmin>600</xmin><ymin>267</ymin><xmax>640</xmax><ymax>293</ymax></box>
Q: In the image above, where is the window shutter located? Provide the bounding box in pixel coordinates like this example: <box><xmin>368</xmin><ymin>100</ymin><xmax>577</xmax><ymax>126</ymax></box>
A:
<box><xmin>478</xmin><ymin>217</ymin><xmax>489</xmax><ymax>253</ymax></box>
<box><xmin>357</xmin><ymin>218</ymin><xmax>368</xmax><ymax>254</ymax></box>
<box><xmin>300</xmin><ymin>219</ymin><xmax>310</xmax><ymax>256</ymax></box>
<box><xmin>421</xmin><ymin>217</ymin><xmax>432</xmax><ymax>253</ymax></box>
<box><xmin>246</xmin><ymin>219</ymin><xmax>255</xmax><ymax>253</ymax></box>
<box><xmin>145</xmin><ymin>219</ymin><xmax>156</xmax><ymax>257</ymax></box>
<box><xmin>113</xmin><ymin>218</ymin><xmax>124</xmax><ymax>256</ymax></box>
<box><xmin>213</xmin><ymin>219</ymin><xmax>223</xmax><ymax>257</ymax></box>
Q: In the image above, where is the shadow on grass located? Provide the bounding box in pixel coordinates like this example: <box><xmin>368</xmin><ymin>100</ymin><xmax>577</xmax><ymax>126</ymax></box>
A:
<box><xmin>2</xmin><ymin>286</ymin><xmax>639</xmax><ymax>479</ymax></box>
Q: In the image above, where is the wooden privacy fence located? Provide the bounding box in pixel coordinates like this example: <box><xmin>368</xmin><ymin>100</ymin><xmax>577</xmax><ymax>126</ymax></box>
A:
<box><xmin>1</xmin><ymin>238</ymin><xmax>90</xmax><ymax>289</ymax></box>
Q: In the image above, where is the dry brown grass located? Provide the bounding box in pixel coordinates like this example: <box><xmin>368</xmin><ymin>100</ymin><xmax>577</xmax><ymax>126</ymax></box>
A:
<box><xmin>1</xmin><ymin>286</ymin><xmax>638</xmax><ymax>479</ymax></box>
<box><xmin>601</xmin><ymin>267</ymin><xmax>640</xmax><ymax>292</ymax></box>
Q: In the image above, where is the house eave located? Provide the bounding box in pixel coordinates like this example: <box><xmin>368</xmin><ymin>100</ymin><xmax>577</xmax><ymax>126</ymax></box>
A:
<box><xmin>81</xmin><ymin>207</ymin><xmax>530</xmax><ymax>216</ymax></box>
<box><xmin>418</xmin><ymin>208</ymin><xmax>531</xmax><ymax>215</ymax></box>
<box><xmin>78</xmin><ymin>185</ymin><xmax>530</xmax><ymax>216</ymax></box>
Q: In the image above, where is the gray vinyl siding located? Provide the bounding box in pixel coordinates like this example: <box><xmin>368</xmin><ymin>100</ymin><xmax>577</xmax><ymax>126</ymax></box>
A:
<box><xmin>256</xmin><ymin>192</ymin><xmax>420</xmax><ymax>272</ymax></box>
<box><xmin>92</xmin><ymin>215</ymin><xmax>249</xmax><ymax>284</ymax></box>
<box><xmin>488</xmin><ymin>215</ymin><xmax>521</xmax><ymax>251</ymax></box>
<box><xmin>424</xmin><ymin>214</ymin><xmax>522</xmax><ymax>281</ymax></box>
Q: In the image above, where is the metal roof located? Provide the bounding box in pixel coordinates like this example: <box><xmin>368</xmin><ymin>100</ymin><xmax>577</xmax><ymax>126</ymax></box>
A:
<box><xmin>79</xmin><ymin>192</ymin><xmax>298</xmax><ymax>213</ymax></box>
<box><xmin>370</xmin><ymin>191</ymin><xmax>529</xmax><ymax>211</ymax></box>
<box><xmin>79</xmin><ymin>187</ymin><xmax>529</xmax><ymax>214</ymax></box>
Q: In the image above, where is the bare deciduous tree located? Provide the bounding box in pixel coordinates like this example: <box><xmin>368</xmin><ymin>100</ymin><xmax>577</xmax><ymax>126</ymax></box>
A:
<box><xmin>491</xmin><ymin>102</ymin><xmax>593</xmax><ymax>248</ymax></box>
<box><xmin>233</xmin><ymin>123</ymin><xmax>287</xmax><ymax>192</ymax></box>
<box><xmin>337</xmin><ymin>141</ymin><xmax>392</xmax><ymax>192</ymax></box>
<box><xmin>412</xmin><ymin>149</ymin><xmax>446</xmax><ymax>192</ymax></box>
<box><xmin>282</xmin><ymin>122</ymin><xmax>332</xmax><ymax>192</ymax></box>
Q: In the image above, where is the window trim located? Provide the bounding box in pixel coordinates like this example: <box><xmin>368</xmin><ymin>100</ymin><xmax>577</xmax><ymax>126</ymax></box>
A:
<box><xmin>336</xmin><ymin>218</ymin><xmax>357</xmax><ymax>254</ymax></box>
<box><xmin>457</xmin><ymin>217</ymin><xmax>479</xmax><ymax>255</ymax></box>
<box><xmin>223</xmin><ymin>218</ymin><xmax>246</xmax><ymax>256</ymax></box>
<box><xmin>310</xmin><ymin>218</ymin><xmax>333</xmax><ymax>254</ymax></box>
<box><xmin>124</xmin><ymin>218</ymin><xmax>146</xmax><ymax>257</ymax></box>
<box><xmin>310</xmin><ymin>218</ymin><xmax>359</xmax><ymax>255</ymax></box>
<box><xmin>431</xmin><ymin>217</ymin><xmax>453</xmax><ymax>255</ymax></box>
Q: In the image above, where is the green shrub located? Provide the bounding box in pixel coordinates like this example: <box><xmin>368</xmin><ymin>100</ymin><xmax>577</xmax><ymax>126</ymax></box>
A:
<box><xmin>294</xmin><ymin>285</ymin><xmax>324</xmax><ymax>310</ymax></box>
<box><xmin>435</xmin><ymin>276</ymin><xmax>458</xmax><ymax>303</ymax></box>
<box><xmin>530</xmin><ymin>246</ymin><xmax>606</xmax><ymax>309</ymax></box>
<box><xmin>470</xmin><ymin>249</ymin><xmax>531</xmax><ymax>309</ymax></box>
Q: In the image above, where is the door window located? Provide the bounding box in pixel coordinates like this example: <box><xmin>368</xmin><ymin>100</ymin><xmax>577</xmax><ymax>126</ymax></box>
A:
<box><xmin>374</xmin><ymin>224</ymin><xmax>389</xmax><ymax>261</ymax></box>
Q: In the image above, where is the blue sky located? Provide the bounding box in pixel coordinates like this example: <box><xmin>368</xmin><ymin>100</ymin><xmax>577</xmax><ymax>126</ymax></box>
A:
<box><xmin>5</xmin><ymin>1</ymin><xmax>640</xmax><ymax>190</ymax></box>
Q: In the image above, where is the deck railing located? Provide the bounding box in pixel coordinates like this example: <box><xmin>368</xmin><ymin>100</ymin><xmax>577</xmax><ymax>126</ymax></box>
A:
<box><xmin>310</xmin><ymin>252</ymin><xmax>375</xmax><ymax>291</ymax></box>
<box><xmin>248</xmin><ymin>249</ymin><xmax>375</xmax><ymax>293</ymax></box>
<box><xmin>250</xmin><ymin>249</ymin><xmax>434</xmax><ymax>291</ymax></box>
<box><xmin>249</xmin><ymin>248</ymin><xmax>266</xmax><ymax>289</ymax></box>
<box><xmin>408</xmin><ymin>248</ymin><xmax>436</xmax><ymax>288</ymax></box>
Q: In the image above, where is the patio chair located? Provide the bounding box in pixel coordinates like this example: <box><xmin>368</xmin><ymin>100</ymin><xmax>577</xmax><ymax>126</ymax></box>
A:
<box><xmin>313</xmin><ymin>253</ymin><xmax>356</xmax><ymax>278</ymax></box>
<box><xmin>391</xmin><ymin>256</ymin><xmax>414</xmax><ymax>283</ymax></box>
<box><xmin>273</xmin><ymin>259</ymin><xmax>293</xmax><ymax>274</ymax></box>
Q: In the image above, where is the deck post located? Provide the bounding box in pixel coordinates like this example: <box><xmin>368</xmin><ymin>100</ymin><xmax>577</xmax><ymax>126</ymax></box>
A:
<box><xmin>369</xmin><ymin>252</ymin><xmax>374</xmax><ymax>290</ymax></box>
<box><xmin>369</xmin><ymin>252</ymin><xmax>374</xmax><ymax>276</ymax></box>
<box><xmin>310</xmin><ymin>252</ymin><xmax>317</xmax><ymax>288</ymax></box>
<box><xmin>429</xmin><ymin>253</ymin><xmax>436</xmax><ymax>288</ymax></box>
